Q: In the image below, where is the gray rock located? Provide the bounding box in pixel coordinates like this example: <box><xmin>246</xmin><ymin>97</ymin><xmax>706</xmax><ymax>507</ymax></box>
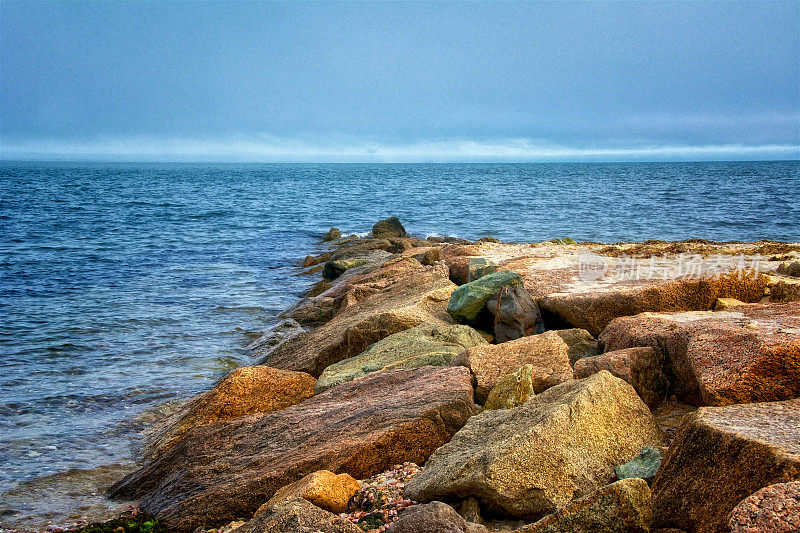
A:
<box><xmin>553</xmin><ymin>328</ymin><xmax>599</xmax><ymax>365</ymax></box>
<box><xmin>614</xmin><ymin>446</ymin><xmax>663</xmax><ymax>484</ymax></box>
<box><xmin>486</xmin><ymin>284</ymin><xmax>545</xmax><ymax>342</ymax></box>
<box><xmin>386</xmin><ymin>501</ymin><xmax>488</xmax><ymax>533</ymax></box>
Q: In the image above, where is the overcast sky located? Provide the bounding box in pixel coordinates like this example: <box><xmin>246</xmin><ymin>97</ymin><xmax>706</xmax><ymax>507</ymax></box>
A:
<box><xmin>1</xmin><ymin>1</ymin><xmax>798</xmax><ymax>162</ymax></box>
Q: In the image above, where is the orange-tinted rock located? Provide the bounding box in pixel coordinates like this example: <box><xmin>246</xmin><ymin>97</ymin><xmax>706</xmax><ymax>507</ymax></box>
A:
<box><xmin>110</xmin><ymin>366</ymin><xmax>476</xmax><ymax>532</ymax></box>
<box><xmin>651</xmin><ymin>399</ymin><xmax>800</xmax><ymax>533</ymax></box>
<box><xmin>574</xmin><ymin>347</ymin><xmax>667</xmax><ymax>408</ymax></box>
<box><xmin>265</xmin><ymin>470</ymin><xmax>361</xmax><ymax>514</ymax></box>
<box><xmin>727</xmin><ymin>481</ymin><xmax>800</xmax><ymax>533</ymax></box>
<box><xmin>455</xmin><ymin>331</ymin><xmax>572</xmax><ymax>402</ymax></box>
<box><xmin>600</xmin><ymin>302</ymin><xmax>800</xmax><ymax>406</ymax></box>
<box><xmin>143</xmin><ymin>366</ymin><xmax>315</xmax><ymax>458</ymax></box>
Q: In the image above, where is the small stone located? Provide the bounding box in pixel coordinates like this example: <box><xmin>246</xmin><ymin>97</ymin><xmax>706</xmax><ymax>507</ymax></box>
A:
<box><xmin>417</xmin><ymin>248</ymin><xmax>441</xmax><ymax>266</ymax></box>
<box><xmin>714</xmin><ymin>297</ymin><xmax>746</xmax><ymax>310</ymax></box>
<box><xmin>323</xmin><ymin>258</ymin><xmax>368</xmax><ymax>280</ymax></box>
<box><xmin>614</xmin><ymin>447</ymin><xmax>663</xmax><ymax>484</ymax></box>
<box><xmin>265</xmin><ymin>470</ymin><xmax>361</xmax><ymax>514</ymax></box>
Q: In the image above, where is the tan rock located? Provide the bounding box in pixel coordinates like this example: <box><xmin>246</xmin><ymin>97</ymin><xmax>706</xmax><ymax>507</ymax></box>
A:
<box><xmin>232</xmin><ymin>497</ymin><xmax>361</xmax><ymax>533</ymax></box>
<box><xmin>265</xmin><ymin>470</ymin><xmax>361</xmax><ymax>514</ymax></box>
<box><xmin>456</xmin><ymin>331</ymin><xmax>572</xmax><ymax>402</ymax></box>
<box><xmin>482</xmin><ymin>364</ymin><xmax>537</xmax><ymax>410</ymax></box>
<box><xmin>714</xmin><ymin>297</ymin><xmax>746</xmax><ymax>310</ymax></box>
<box><xmin>574</xmin><ymin>347</ymin><xmax>667</xmax><ymax>408</ymax></box>
<box><xmin>651</xmin><ymin>398</ymin><xmax>800</xmax><ymax>533</ymax></box>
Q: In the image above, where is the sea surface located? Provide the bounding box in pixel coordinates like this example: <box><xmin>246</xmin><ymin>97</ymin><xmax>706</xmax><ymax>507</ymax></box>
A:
<box><xmin>1</xmin><ymin>161</ymin><xmax>799</xmax><ymax>529</ymax></box>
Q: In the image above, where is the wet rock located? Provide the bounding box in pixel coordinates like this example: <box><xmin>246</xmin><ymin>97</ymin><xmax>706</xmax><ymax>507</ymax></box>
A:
<box><xmin>316</xmin><ymin>322</ymin><xmax>486</xmax><ymax>392</ymax></box>
<box><xmin>520</xmin><ymin>478</ymin><xmax>652</xmax><ymax>533</ymax></box>
<box><xmin>600</xmin><ymin>302</ymin><xmax>800</xmax><ymax>405</ymax></box>
<box><xmin>651</xmin><ymin>398</ymin><xmax>800</xmax><ymax>532</ymax></box>
<box><xmin>486</xmin><ymin>285</ymin><xmax>545</xmax><ymax>343</ymax></box>
<box><xmin>614</xmin><ymin>446</ymin><xmax>663</xmax><ymax>484</ymax></box>
<box><xmin>265</xmin><ymin>265</ymin><xmax>456</xmax><ymax>376</ymax></box>
<box><xmin>727</xmin><ymin>481</ymin><xmax>800</xmax><ymax>533</ymax></box>
<box><xmin>404</xmin><ymin>371</ymin><xmax>665</xmax><ymax>520</ymax></box>
<box><xmin>246</xmin><ymin>319</ymin><xmax>305</xmax><ymax>355</ymax></box>
<box><xmin>111</xmin><ymin>366</ymin><xmax>476</xmax><ymax>532</ymax></box>
<box><xmin>323</xmin><ymin>228</ymin><xmax>342</xmax><ymax>242</ymax></box>
<box><xmin>553</xmin><ymin>328</ymin><xmax>600</xmax><ymax>365</ymax></box>
<box><xmin>372</xmin><ymin>217</ymin><xmax>407</xmax><ymax>238</ymax></box>
<box><xmin>455</xmin><ymin>330</ymin><xmax>572</xmax><ymax>402</ymax></box>
<box><xmin>574</xmin><ymin>347</ymin><xmax>667</xmax><ymax>409</ymax></box>
<box><xmin>777</xmin><ymin>260</ymin><xmax>800</xmax><ymax>277</ymax></box>
<box><xmin>232</xmin><ymin>497</ymin><xmax>360</xmax><ymax>533</ymax></box>
<box><xmin>482</xmin><ymin>364</ymin><xmax>537</xmax><ymax>410</ymax></box>
<box><xmin>265</xmin><ymin>470</ymin><xmax>361</xmax><ymax>514</ymax></box>
<box><xmin>301</xmin><ymin>252</ymin><xmax>333</xmax><ymax>267</ymax></box>
<box><xmin>386</xmin><ymin>501</ymin><xmax>488</xmax><ymax>533</ymax></box>
<box><xmin>447</xmin><ymin>271</ymin><xmax>523</xmax><ymax>323</ymax></box>
<box><xmin>143</xmin><ymin>366</ymin><xmax>315</xmax><ymax>458</ymax></box>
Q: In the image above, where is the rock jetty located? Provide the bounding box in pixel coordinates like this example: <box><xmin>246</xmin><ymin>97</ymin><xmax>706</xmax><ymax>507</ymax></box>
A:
<box><xmin>102</xmin><ymin>220</ymin><xmax>800</xmax><ymax>533</ymax></box>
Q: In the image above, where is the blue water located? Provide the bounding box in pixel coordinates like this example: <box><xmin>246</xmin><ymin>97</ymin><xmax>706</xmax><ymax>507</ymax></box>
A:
<box><xmin>0</xmin><ymin>161</ymin><xmax>798</xmax><ymax>525</ymax></box>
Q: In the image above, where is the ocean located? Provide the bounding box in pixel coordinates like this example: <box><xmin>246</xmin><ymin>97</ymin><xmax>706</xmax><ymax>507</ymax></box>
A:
<box><xmin>1</xmin><ymin>160</ymin><xmax>798</xmax><ymax>529</ymax></box>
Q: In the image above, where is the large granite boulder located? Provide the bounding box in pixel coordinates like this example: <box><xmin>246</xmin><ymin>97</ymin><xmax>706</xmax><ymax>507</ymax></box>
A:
<box><xmin>372</xmin><ymin>217</ymin><xmax>407</xmax><ymax>238</ymax></box>
<box><xmin>455</xmin><ymin>330</ymin><xmax>572</xmax><ymax>402</ymax></box>
<box><xmin>553</xmin><ymin>328</ymin><xmax>600</xmax><ymax>365</ymax></box>
<box><xmin>727</xmin><ymin>481</ymin><xmax>800</xmax><ymax>533</ymax></box>
<box><xmin>232</xmin><ymin>497</ymin><xmax>361</xmax><ymax>533</ymax></box>
<box><xmin>447</xmin><ymin>271</ymin><xmax>522</xmax><ymax>323</ymax></box>
<box><xmin>111</xmin><ymin>366</ymin><xmax>476</xmax><ymax>532</ymax></box>
<box><xmin>316</xmin><ymin>322</ymin><xmax>487</xmax><ymax>392</ymax></box>
<box><xmin>263</xmin><ymin>266</ymin><xmax>456</xmax><ymax>376</ymax></box>
<box><xmin>574</xmin><ymin>347</ymin><xmax>667</xmax><ymax>409</ymax></box>
<box><xmin>600</xmin><ymin>302</ymin><xmax>800</xmax><ymax>405</ymax></box>
<box><xmin>486</xmin><ymin>285</ymin><xmax>545</xmax><ymax>342</ymax></box>
<box><xmin>142</xmin><ymin>366</ymin><xmax>315</xmax><ymax>458</ymax></box>
<box><xmin>519</xmin><ymin>478</ymin><xmax>652</xmax><ymax>533</ymax></box>
<box><xmin>265</xmin><ymin>470</ymin><xmax>361</xmax><ymax>514</ymax></box>
<box><xmin>651</xmin><ymin>398</ymin><xmax>800</xmax><ymax>532</ymax></box>
<box><xmin>404</xmin><ymin>371</ymin><xmax>665</xmax><ymax>519</ymax></box>
<box><xmin>386</xmin><ymin>501</ymin><xmax>488</xmax><ymax>533</ymax></box>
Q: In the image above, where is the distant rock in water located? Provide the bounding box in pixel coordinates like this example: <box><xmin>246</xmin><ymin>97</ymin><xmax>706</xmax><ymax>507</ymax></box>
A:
<box><xmin>372</xmin><ymin>217</ymin><xmax>407</xmax><ymax>238</ymax></box>
<box><xmin>322</xmin><ymin>227</ymin><xmax>342</xmax><ymax>242</ymax></box>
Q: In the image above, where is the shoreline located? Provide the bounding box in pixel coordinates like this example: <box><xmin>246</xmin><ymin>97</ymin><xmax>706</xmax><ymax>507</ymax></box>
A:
<box><xmin>7</xmin><ymin>218</ymin><xmax>800</xmax><ymax>533</ymax></box>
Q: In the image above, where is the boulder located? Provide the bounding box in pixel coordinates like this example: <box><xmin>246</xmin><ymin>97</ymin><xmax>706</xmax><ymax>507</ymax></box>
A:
<box><xmin>777</xmin><ymin>260</ymin><xmax>800</xmax><ymax>277</ymax></box>
<box><xmin>142</xmin><ymin>366</ymin><xmax>315</xmax><ymax>458</ymax></box>
<box><xmin>417</xmin><ymin>248</ymin><xmax>441</xmax><ymax>266</ymax></box>
<box><xmin>331</xmin><ymin>239</ymin><xmax>393</xmax><ymax>261</ymax></box>
<box><xmin>447</xmin><ymin>271</ymin><xmax>522</xmax><ymax>323</ymax></box>
<box><xmin>769</xmin><ymin>279</ymin><xmax>800</xmax><ymax>302</ymax></box>
<box><xmin>232</xmin><ymin>497</ymin><xmax>361</xmax><ymax>533</ymax></box>
<box><xmin>372</xmin><ymin>217</ymin><xmax>407</xmax><ymax>238</ymax></box>
<box><xmin>455</xmin><ymin>331</ymin><xmax>572</xmax><ymax>402</ymax></box>
<box><xmin>404</xmin><ymin>371</ymin><xmax>666</xmax><ymax>520</ymax></box>
<box><xmin>600</xmin><ymin>302</ymin><xmax>800</xmax><ymax>405</ymax></box>
<box><xmin>614</xmin><ymin>446</ymin><xmax>663</xmax><ymax>484</ymax></box>
<box><xmin>651</xmin><ymin>398</ymin><xmax>800</xmax><ymax>532</ymax></box>
<box><xmin>265</xmin><ymin>470</ymin><xmax>361</xmax><ymax>514</ymax></box>
<box><xmin>574</xmin><ymin>347</ymin><xmax>667</xmax><ymax>409</ymax></box>
<box><xmin>727</xmin><ymin>481</ymin><xmax>800</xmax><ymax>533</ymax></box>
<box><xmin>539</xmin><ymin>271</ymin><xmax>769</xmax><ymax>336</ymax></box>
<box><xmin>519</xmin><ymin>478</ymin><xmax>652</xmax><ymax>533</ymax></box>
<box><xmin>264</xmin><ymin>266</ymin><xmax>456</xmax><ymax>377</ymax></box>
<box><xmin>111</xmin><ymin>366</ymin><xmax>476</xmax><ymax>532</ymax></box>
<box><xmin>553</xmin><ymin>328</ymin><xmax>600</xmax><ymax>365</ymax></box>
<box><xmin>467</xmin><ymin>258</ymin><xmax>499</xmax><ymax>282</ymax></box>
<box><xmin>323</xmin><ymin>258</ymin><xmax>368</xmax><ymax>280</ymax></box>
<box><xmin>486</xmin><ymin>285</ymin><xmax>545</xmax><ymax>343</ymax></box>
<box><xmin>323</xmin><ymin>227</ymin><xmax>342</xmax><ymax>242</ymax></box>
<box><xmin>714</xmin><ymin>297</ymin><xmax>747</xmax><ymax>310</ymax></box>
<box><xmin>482</xmin><ymin>364</ymin><xmax>537</xmax><ymax>410</ymax></box>
<box><xmin>316</xmin><ymin>323</ymin><xmax>487</xmax><ymax>392</ymax></box>
<box><xmin>386</xmin><ymin>501</ymin><xmax>488</xmax><ymax>533</ymax></box>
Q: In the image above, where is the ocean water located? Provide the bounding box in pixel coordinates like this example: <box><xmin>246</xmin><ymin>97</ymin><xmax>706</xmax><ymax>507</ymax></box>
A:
<box><xmin>1</xmin><ymin>160</ymin><xmax>799</xmax><ymax>528</ymax></box>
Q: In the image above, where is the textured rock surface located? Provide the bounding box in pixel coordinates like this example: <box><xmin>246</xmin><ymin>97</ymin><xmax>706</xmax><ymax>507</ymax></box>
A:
<box><xmin>486</xmin><ymin>285</ymin><xmax>545</xmax><ymax>342</ymax></box>
<box><xmin>614</xmin><ymin>446</ymin><xmax>663</xmax><ymax>483</ymax></box>
<box><xmin>467</xmin><ymin>257</ymin><xmax>499</xmax><ymax>282</ymax></box>
<box><xmin>265</xmin><ymin>470</ymin><xmax>361</xmax><ymax>514</ymax></box>
<box><xmin>727</xmin><ymin>481</ymin><xmax>800</xmax><ymax>533</ymax></box>
<box><xmin>519</xmin><ymin>478</ymin><xmax>652</xmax><ymax>533</ymax></box>
<box><xmin>777</xmin><ymin>260</ymin><xmax>800</xmax><ymax>277</ymax></box>
<box><xmin>322</xmin><ymin>227</ymin><xmax>342</xmax><ymax>242</ymax></box>
<box><xmin>143</xmin><ymin>366</ymin><xmax>315</xmax><ymax>458</ymax></box>
<box><xmin>386</xmin><ymin>501</ymin><xmax>488</xmax><ymax>533</ymax></box>
<box><xmin>574</xmin><ymin>347</ymin><xmax>667</xmax><ymax>408</ymax></box>
<box><xmin>316</xmin><ymin>322</ymin><xmax>486</xmax><ymax>392</ymax></box>
<box><xmin>372</xmin><ymin>217</ymin><xmax>407</xmax><ymax>238</ymax></box>
<box><xmin>404</xmin><ymin>371</ymin><xmax>665</xmax><ymax>519</ymax></box>
<box><xmin>482</xmin><ymin>364</ymin><xmax>537</xmax><ymax>410</ymax></box>
<box><xmin>456</xmin><ymin>330</ymin><xmax>572</xmax><ymax>402</ymax></box>
<box><xmin>600</xmin><ymin>302</ymin><xmax>800</xmax><ymax>405</ymax></box>
<box><xmin>447</xmin><ymin>271</ymin><xmax>522</xmax><ymax>323</ymax></box>
<box><xmin>232</xmin><ymin>497</ymin><xmax>361</xmax><ymax>533</ymax></box>
<box><xmin>111</xmin><ymin>367</ymin><xmax>476</xmax><ymax>532</ymax></box>
<box><xmin>554</xmin><ymin>328</ymin><xmax>600</xmax><ymax>365</ymax></box>
<box><xmin>263</xmin><ymin>266</ymin><xmax>456</xmax><ymax>376</ymax></box>
<box><xmin>651</xmin><ymin>398</ymin><xmax>800</xmax><ymax>533</ymax></box>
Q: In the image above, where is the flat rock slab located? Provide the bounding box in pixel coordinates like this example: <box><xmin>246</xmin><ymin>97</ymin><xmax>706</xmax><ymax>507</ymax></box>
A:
<box><xmin>111</xmin><ymin>366</ymin><xmax>476</xmax><ymax>532</ymax></box>
<box><xmin>651</xmin><ymin>398</ymin><xmax>800</xmax><ymax>533</ymax></box>
<box><xmin>404</xmin><ymin>371</ymin><xmax>665</xmax><ymax>520</ymax></box>
<box><xmin>600</xmin><ymin>302</ymin><xmax>800</xmax><ymax>405</ymax></box>
<box><xmin>728</xmin><ymin>481</ymin><xmax>800</xmax><ymax>533</ymax></box>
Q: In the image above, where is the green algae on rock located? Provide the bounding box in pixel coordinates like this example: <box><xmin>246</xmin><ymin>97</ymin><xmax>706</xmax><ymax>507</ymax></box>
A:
<box><xmin>447</xmin><ymin>271</ymin><xmax>522</xmax><ymax>323</ymax></box>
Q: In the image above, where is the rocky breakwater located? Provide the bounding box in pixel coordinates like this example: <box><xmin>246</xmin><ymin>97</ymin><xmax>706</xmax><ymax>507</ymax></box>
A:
<box><xmin>103</xmin><ymin>221</ymin><xmax>800</xmax><ymax>533</ymax></box>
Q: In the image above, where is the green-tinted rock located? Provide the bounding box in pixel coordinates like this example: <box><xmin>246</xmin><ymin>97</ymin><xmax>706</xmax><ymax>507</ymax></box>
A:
<box><xmin>467</xmin><ymin>257</ymin><xmax>498</xmax><ymax>282</ymax></box>
<box><xmin>315</xmin><ymin>323</ymin><xmax>487</xmax><ymax>392</ymax></box>
<box><xmin>483</xmin><ymin>364</ymin><xmax>536</xmax><ymax>410</ymax></box>
<box><xmin>447</xmin><ymin>271</ymin><xmax>522</xmax><ymax>323</ymax></box>
<box><xmin>322</xmin><ymin>259</ymin><xmax>367</xmax><ymax>280</ymax></box>
<box><xmin>614</xmin><ymin>446</ymin><xmax>663</xmax><ymax>483</ymax></box>
<box><xmin>554</xmin><ymin>329</ymin><xmax>599</xmax><ymax>366</ymax></box>
<box><xmin>549</xmin><ymin>237</ymin><xmax>577</xmax><ymax>245</ymax></box>
<box><xmin>322</xmin><ymin>228</ymin><xmax>341</xmax><ymax>242</ymax></box>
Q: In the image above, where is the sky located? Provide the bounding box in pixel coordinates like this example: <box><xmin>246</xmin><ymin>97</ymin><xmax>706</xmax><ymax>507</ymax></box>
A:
<box><xmin>1</xmin><ymin>0</ymin><xmax>798</xmax><ymax>162</ymax></box>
